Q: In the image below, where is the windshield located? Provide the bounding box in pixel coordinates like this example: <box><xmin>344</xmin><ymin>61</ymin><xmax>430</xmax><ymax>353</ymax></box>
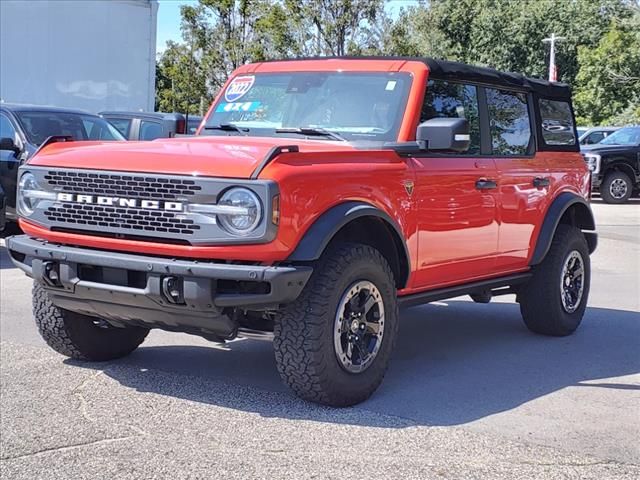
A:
<box><xmin>203</xmin><ymin>72</ymin><xmax>412</xmax><ymax>143</ymax></box>
<box><xmin>599</xmin><ymin>127</ymin><xmax>640</xmax><ymax>146</ymax></box>
<box><xmin>15</xmin><ymin>111</ymin><xmax>126</xmax><ymax>146</ymax></box>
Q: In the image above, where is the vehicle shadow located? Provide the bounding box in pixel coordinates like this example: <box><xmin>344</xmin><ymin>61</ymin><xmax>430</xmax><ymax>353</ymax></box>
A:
<box><xmin>590</xmin><ymin>195</ymin><xmax>640</xmax><ymax>205</ymax></box>
<box><xmin>66</xmin><ymin>300</ymin><xmax>640</xmax><ymax>427</ymax></box>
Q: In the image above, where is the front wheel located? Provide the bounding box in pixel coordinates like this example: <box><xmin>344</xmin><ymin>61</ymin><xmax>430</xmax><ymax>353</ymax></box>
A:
<box><xmin>274</xmin><ymin>243</ymin><xmax>399</xmax><ymax>407</ymax></box>
<box><xmin>33</xmin><ymin>283</ymin><xmax>149</xmax><ymax>361</ymax></box>
<box><xmin>519</xmin><ymin>225</ymin><xmax>590</xmax><ymax>336</ymax></box>
<box><xmin>601</xmin><ymin>171</ymin><xmax>633</xmax><ymax>204</ymax></box>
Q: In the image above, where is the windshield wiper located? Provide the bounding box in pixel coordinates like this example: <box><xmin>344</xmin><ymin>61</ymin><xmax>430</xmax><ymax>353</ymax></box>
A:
<box><xmin>275</xmin><ymin>127</ymin><xmax>346</xmax><ymax>142</ymax></box>
<box><xmin>203</xmin><ymin>123</ymin><xmax>249</xmax><ymax>135</ymax></box>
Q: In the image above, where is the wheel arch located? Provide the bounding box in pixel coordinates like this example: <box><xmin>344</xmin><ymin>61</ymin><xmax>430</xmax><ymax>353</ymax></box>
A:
<box><xmin>602</xmin><ymin>159</ymin><xmax>636</xmax><ymax>183</ymax></box>
<box><xmin>288</xmin><ymin>201</ymin><xmax>410</xmax><ymax>288</ymax></box>
<box><xmin>530</xmin><ymin>192</ymin><xmax>597</xmax><ymax>265</ymax></box>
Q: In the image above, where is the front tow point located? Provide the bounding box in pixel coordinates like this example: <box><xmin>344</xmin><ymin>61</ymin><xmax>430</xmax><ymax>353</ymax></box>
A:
<box><xmin>162</xmin><ymin>276</ymin><xmax>185</xmax><ymax>305</ymax></box>
<box><xmin>42</xmin><ymin>261</ymin><xmax>62</xmax><ymax>288</ymax></box>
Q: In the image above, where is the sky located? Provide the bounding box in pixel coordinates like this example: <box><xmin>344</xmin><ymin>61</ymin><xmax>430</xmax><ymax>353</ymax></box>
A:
<box><xmin>156</xmin><ymin>0</ymin><xmax>419</xmax><ymax>53</ymax></box>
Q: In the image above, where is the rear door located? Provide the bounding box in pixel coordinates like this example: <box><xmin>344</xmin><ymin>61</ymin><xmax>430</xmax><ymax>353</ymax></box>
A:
<box><xmin>411</xmin><ymin>80</ymin><xmax>500</xmax><ymax>289</ymax></box>
<box><xmin>486</xmin><ymin>88</ymin><xmax>550</xmax><ymax>271</ymax></box>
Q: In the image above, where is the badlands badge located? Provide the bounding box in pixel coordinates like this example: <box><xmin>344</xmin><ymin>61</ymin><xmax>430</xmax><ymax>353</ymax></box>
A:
<box><xmin>225</xmin><ymin>75</ymin><xmax>255</xmax><ymax>102</ymax></box>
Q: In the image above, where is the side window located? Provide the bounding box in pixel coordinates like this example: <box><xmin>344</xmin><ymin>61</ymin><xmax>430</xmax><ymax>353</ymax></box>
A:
<box><xmin>105</xmin><ymin>118</ymin><xmax>131</xmax><ymax>138</ymax></box>
<box><xmin>585</xmin><ymin>132</ymin><xmax>604</xmax><ymax>145</ymax></box>
<box><xmin>0</xmin><ymin>113</ymin><xmax>17</xmax><ymax>141</ymax></box>
<box><xmin>422</xmin><ymin>80</ymin><xmax>480</xmax><ymax>154</ymax></box>
<box><xmin>539</xmin><ymin>98</ymin><xmax>576</xmax><ymax>146</ymax></box>
<box><xmin>139</xmin><ymin>120</ymin><xmax>164</xmax><ymax>140</ymax></box>
<box><xmin>486</xmin><ymin>88</ymin><xmax>531</xmax><ymax>155</ymax></box>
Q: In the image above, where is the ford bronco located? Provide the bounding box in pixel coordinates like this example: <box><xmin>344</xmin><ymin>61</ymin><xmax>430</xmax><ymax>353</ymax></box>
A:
<box><xmin>7</xmin><ymin>58</ymin><xmax>597</xmax><ymax>406</ymax></box>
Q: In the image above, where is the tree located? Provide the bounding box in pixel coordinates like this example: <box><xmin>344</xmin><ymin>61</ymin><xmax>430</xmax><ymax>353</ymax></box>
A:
<box><xmin>155</xmin><ymin>40</ymin><xmax>208</xmax><ymax>113</ymax></box>
<box><xmin>387</xmin><ymin>0</ymin><xmax>635</xmax><ymax>82</ymax></box>
<box><xmin>284</xmin><ymin>0</ymin><xmax>385</xmax><ymax>56</ymax></box>
<box><xmin>574</xmin><ymin>15</ymin><xmax>640</xmax><ymax>124</ymax></box>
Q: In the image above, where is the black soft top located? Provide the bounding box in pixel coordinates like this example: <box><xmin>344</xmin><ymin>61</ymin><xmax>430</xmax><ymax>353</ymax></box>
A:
<box><xmin>423</xmin><ymin>58</ymin><xmax>571</xmax><ymax>100</ymax></box>
<box><xmin>262</xmin><ymin>56</ymin><xmax>572</xmax><ymax>100</ymax></box>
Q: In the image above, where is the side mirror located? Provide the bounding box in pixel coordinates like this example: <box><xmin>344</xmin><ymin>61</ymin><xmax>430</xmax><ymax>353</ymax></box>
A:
<box><xmin>0</xmin><ymin>137</ymin><xmax>20</xmax><ymax>155</ymax></box>
<box><xmin>416</xmin><ymin>118</ymin><xmax>470</xmax><ymax>152</ymax></box>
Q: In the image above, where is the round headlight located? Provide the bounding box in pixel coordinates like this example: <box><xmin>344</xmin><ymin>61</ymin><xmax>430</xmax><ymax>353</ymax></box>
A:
<box><xmin>18</xmin><ymin>172</ymin><xmax>39</xmax><ymax>216</ymax></box>
<box><xmin>217</xmin><ymin>187</ymin><xmax>262</xmax><ymax>236</ymax></box>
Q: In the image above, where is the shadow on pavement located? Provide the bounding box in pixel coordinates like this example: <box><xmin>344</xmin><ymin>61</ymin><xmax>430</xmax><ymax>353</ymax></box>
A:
<box><xmin>590</xmin><ymin>196</ymin><xmax>640</xmax><ymax>205</ymax></box>
<box><xmin>67</xmin><ymin>300</ymin><xmax>640</xmax><ymax>427</ymax></box>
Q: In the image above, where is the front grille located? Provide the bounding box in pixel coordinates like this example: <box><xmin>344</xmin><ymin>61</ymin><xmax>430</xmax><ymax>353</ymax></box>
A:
<box><xmin>45</xmin><ymin>203</ymin><xmax>201</xmax><ymax>235</ymax></box>
<box><xmin>26</xmin><ymin>166</ymin><xmax>276</xmax><ymax>245</ymax></box>
<box><xmin>44</xmin><ymin>170</ymin><xmax>202</xmax><ymax>200</ymax></box>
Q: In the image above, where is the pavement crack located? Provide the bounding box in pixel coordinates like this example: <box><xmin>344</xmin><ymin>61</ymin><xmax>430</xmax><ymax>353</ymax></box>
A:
<box><xmin>1</xmin><ymin>435</ymin><xmax>138</xmax><ymax>462</ymax></box>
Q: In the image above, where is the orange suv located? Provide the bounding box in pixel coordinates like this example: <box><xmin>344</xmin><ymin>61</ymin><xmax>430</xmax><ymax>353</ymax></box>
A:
<box><xmin>7</xmin><ymin>58</ymin><xmax>597</xmax><ymax>406</ymax></box>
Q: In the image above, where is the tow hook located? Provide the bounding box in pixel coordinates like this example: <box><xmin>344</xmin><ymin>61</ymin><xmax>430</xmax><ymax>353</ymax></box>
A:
<box><xmin>42</xmin><ymin>261</ymin><xmax>62</xmax><ymax>288</ymax></box>
<box><xmin>161</xmin><ymin>276</ymin><xmax>185</xmax><ymax>304</ymax></box>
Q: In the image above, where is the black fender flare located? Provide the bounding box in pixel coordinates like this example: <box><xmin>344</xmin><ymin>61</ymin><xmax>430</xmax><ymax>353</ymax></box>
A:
<box><xmin>530</xmin><ymin>192</ymin><xmax>597</xmax><ymax>265</ymax></box>
<box><xmin>288</xmin><ymin>201</ymin><xmax>411</xmax><ymax>287</ymax></box>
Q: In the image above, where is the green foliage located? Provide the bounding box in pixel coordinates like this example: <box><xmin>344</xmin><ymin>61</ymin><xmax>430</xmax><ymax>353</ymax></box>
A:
<box><xmin>574</xmin><ymin>16</ymin><xmax>640</xmax><ymax>125</ymax></box>
<box><xmin>155</xmin><ymin>40</ymin><xmax>208</xmax><ymax>114</ymax></box>
<box><xmin>155</xmin><ymin>0</ymin><xmax>640</xmax><ymax>124</ymax></box>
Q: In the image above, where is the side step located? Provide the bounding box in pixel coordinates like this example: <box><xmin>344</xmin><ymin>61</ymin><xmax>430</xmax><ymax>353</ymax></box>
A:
<box><xmin>398</xmin><ymin>273</ymin><xmax>532</xmax><ymax>309</ymax></box>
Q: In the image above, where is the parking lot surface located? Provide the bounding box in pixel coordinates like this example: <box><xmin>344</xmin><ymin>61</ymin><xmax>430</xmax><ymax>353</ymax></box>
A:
<box><xmin>1</xmin><ymin>198</ymin><xmax>639</xmax><ymax>479</ymax></box>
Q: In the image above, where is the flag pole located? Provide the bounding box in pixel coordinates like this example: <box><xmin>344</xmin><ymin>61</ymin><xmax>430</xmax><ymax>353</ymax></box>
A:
<box><xmin>542</xmin><ymin>33</ymin><xmax>566</xmax><ymax>82</ymax></box>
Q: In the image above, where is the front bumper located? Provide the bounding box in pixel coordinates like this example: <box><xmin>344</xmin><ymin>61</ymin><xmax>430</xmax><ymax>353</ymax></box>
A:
<box><xmin>7</xmin><ymin>235</ymin><xmax>312</xmax><ymax>339</ymax></box>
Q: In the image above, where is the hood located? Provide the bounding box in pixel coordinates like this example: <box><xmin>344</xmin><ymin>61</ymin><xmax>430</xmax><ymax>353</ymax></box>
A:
<box><xmin>581</xmin><ymin>143</ymin><xmax>635</xmax><ymax>154</ymax></box>
<box><xmin>27</xmin><ymin>136</ymin><xmax>355</xmax><ymax>179</ymax></box>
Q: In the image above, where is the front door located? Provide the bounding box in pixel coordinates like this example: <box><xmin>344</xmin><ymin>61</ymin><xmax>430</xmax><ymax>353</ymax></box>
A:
<box><xmin>412</xmin><ymin>156</ymin><xmax>499</xmax><ymax>289</ymax></box>
<box><xmin>411</xmin><ymin>79</ymin><xmax>499</xmax><ymax>289</ymax></box>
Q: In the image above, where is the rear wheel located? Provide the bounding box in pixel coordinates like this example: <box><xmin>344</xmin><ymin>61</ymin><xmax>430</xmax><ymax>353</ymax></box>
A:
<box><xmin>601</xmin><ymin>171</ymin><xmax>633</xmax><ymax>204</ymax></box>
<box><xmin>519</xmin><ymin>225</ymin><xmax>590</xmax><ymax>336</ymax></box>
<box><xmin>273</xmin><ymin>243</ymin><xmax>399</xmax><ymax>407</ymax></box>
<box><xmin>33</xmin><ymin>282</ymin><xmax>149</xmax><ymax>361</ymax></box>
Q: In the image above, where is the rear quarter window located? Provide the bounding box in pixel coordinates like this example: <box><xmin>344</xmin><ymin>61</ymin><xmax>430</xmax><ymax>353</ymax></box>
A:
<box><xmin>539</xmin><ymin>99</ymin><xmax>576</xmax><ymax>146</ymax></box>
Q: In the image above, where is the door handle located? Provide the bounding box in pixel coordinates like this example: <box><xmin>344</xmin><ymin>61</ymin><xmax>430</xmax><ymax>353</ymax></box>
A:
<box><xmin>475</xmin><ymin>178</ymin><xmax>497</xmax><ymax>190</ymax></box>
<box><xmin>533</xmin><ymin>177</ymin><xmax>550</xmax><ymax>188</ymax></box>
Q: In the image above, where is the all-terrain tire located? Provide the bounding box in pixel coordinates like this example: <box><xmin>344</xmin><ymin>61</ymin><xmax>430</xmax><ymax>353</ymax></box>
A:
<box><xmin>519</xmin><ymin>225</ymin><xmax>590</xmax><ymax>336</ymax></box>
<box><xmin>33</xmin><ymin>282</ymin><xmax>149</xmax><ymax>361</ymax></box>
<box><xmin>600</xmin><ymin>170</ymin><xmax>633</xmax><ymax>204</ymax></box>
<box><xmin>273</xmin><ymin>243</ymin><xmax>399</xmax><ymax>407</ymax></box>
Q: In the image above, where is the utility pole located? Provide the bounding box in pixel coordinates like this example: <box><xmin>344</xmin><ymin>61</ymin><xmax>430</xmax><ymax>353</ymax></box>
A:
<box><xmin>542</xmin><ymin>33</ymin><xmax>566</xmax><ymax>82</ymax></box>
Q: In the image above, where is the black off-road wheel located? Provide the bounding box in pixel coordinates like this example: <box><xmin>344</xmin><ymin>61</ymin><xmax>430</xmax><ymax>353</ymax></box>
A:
<box><xmin>519</xmin><ymin>225</ymin><xmax>590</xmax><ymax>336</ymax></box>
<box><xmin>33</xmin><ymin>283</ymin><xmax>149</xmax><ymax>361</ymax></box>
<box><xmin>601</xmin><ymin>170</ymin><xmax>633</xmax><ymax>204</ymax></box>
<box><xmin>274</xmin><ymin>243</ymin><xmax>399</xmax><ymax>407</ymax></box>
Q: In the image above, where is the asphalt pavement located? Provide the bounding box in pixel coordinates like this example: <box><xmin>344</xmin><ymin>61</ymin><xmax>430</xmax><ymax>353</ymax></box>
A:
<box><xmin>1</xmin><ymin>198</ymin><xmax>639</xmax><ymax>479</ymax></box>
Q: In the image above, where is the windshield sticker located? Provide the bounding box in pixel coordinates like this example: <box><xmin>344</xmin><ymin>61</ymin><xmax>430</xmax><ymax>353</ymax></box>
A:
<box><xmin>216</xmin><ymin>101</ymin><xmax>261</xmax><ymax>113</ymax></box>
<box><xmin>225</xmin><ymin>75</ymin><xmax>255</xmax><ymax>102</ymax></box>
<box><xmin>385</xmin><ymin>80</ymin><xmax>397</xmax><ymax>91</ymax></box>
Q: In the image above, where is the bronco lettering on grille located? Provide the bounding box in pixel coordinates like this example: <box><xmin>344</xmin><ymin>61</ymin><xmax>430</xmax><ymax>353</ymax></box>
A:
<box><xmin>56</xmin><ymin>193</ymin><xmax>183</xmax><ymax>212</ymax></box>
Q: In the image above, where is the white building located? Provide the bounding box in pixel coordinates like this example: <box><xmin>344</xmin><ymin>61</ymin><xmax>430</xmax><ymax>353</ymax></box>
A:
<box><xmin>0</xmin><ymin>0</ymin><xmax>158</xmax><ymax>112</ymax></box>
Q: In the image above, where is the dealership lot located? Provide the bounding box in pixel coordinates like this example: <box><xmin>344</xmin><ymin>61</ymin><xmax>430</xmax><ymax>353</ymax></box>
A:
<box><xmin>1</xmin><ymin>199</ymin><xmax>638</xmax><ymax>479</ymax></box>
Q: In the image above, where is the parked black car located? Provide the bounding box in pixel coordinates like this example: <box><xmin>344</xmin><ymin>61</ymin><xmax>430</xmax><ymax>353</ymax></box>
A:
<box><xmin>582</xmin><ymin>126</ymin><xmax>640</xmax><ymax>203</ymax></box>
<box><xmin>99</xmin><ymin>111</ymin><xmax>202</xmax><ymax>140</ymax></box>
<box><xmin>0</xmin><ymin>103</ymin><xmax>125</xmax><ymax>225</ymax></box>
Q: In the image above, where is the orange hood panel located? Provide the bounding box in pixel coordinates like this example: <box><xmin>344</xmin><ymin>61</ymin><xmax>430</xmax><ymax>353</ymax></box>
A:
<box><xmin>27</xmin><ymin>136</ymin><xmax>356</xmax><ymax>179</ymax></box>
